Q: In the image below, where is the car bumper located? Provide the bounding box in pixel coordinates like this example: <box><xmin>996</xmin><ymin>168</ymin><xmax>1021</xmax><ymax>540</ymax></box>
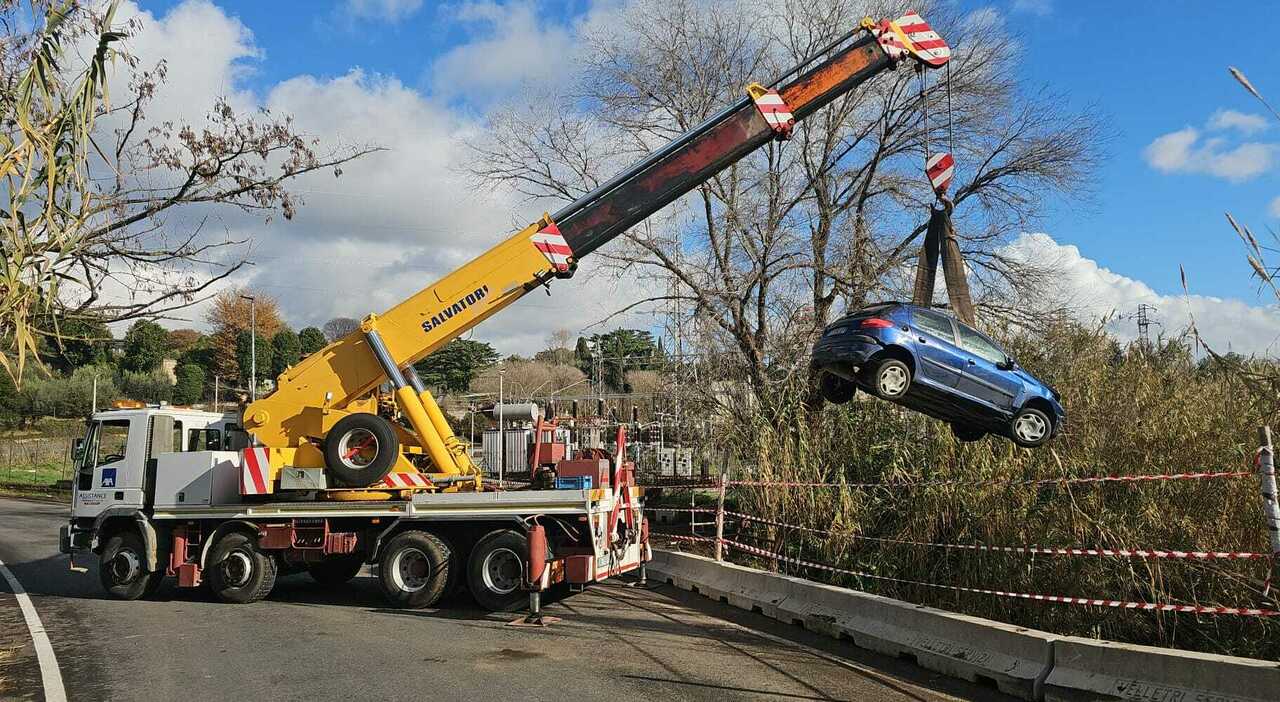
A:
<box><xmin>811</xmin><ymin>334</ymin><xmax>884</xmax><ymax>374</ymax></box>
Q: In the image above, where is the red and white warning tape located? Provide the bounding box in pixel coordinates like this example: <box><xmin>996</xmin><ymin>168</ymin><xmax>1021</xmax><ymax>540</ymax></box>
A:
<box><xmin>720</xmin><ymin>538</ymin><xmax>1280</xmax><ymax>617</ymax></box>
<box><xmin>726</xmin><ymin>511</ymin><xmax>1270</xmax><ymax>561</ymax></box>
<box><xmin>645</xmin><ymin>507</ymin><xmax>718</xmax><ymax>514</ymax></box>
<box><xmin>730</xmin><ymin>470</ymin><xmax>1253</xmax><ymax>491</ymax></box>
<box><xmin>638</xmin><ymin>482</ymin><xmax>720</xmax><ymax>490</ymax></box>
<box><xmin>658</xmin><ymin>534</ymin><xmax>717</xmax><ymax>544</ymax></box>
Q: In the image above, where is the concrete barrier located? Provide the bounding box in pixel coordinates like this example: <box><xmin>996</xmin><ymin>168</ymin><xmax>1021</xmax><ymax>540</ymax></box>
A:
<box><xmin>1045</xmin><ymin>636</ymin><xmax>1280</xmax><ymax>702</ymax></box>
<box><xmin>651</xmin><ymin>550</ymin><xmax>1054</xmax><ymax>700</ymax></box>
<box><xmin>648</xmin><ymin>550</ymin><xmax>1280</xmax><ymax>702</ymax></box>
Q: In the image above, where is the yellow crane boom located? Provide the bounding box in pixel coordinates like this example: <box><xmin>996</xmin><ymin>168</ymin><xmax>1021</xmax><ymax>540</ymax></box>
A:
<box><xmin>242</xmin><ymin>13</ymin><xmax>952</xmax><ymax>490</ymax></box>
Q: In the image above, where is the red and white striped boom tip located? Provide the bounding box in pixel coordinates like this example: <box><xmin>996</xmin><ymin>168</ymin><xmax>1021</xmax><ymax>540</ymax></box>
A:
<box><xmin>868</xmin><ymin>11</ymin><xmax>951</xmax><ymax>68</ymax></box>
<box><xmin>532</xmin><ymin>221</ymin><xmax>573</xmax><ymax>273</ymax></box>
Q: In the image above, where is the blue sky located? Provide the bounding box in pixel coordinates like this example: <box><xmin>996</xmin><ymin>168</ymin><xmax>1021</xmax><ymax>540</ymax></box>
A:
<box><xmin>125</xmin><ymin>0</ymin><xmax>1279</xmax><ymax>353</ymax></box>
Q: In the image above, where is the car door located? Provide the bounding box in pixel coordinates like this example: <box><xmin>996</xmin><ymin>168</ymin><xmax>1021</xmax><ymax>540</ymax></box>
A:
<box><xmin>955</xmin><ymin>323</ymin><xmax>1022</xmax><ymax>412</ymax></box>
<box><xmin>907</xmin><ymin>309</ymin><xmax>965</xmax><ymax>389</ymax></box>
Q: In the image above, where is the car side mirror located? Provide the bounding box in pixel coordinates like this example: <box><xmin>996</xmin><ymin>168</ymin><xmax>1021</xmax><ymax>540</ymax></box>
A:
<box><xmin>997</xmin><ymin>358</ymin><xmax>1015</xmax><ymax>371</ymax></box>
<box><xmin>71</xmin><ymin>438</ymin><xmax>84</xmax><ymax>462</ymax></box>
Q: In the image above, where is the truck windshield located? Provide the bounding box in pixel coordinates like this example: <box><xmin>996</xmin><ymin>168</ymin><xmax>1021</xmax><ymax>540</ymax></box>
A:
<box><xmin>78</xmin><ymin>420</ymin><xmax>129</xmax><ymax>489</ymax></box>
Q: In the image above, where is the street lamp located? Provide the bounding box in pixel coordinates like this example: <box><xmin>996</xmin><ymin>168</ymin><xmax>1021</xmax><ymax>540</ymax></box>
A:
<box><xmin>239</xmin><ymin>294</ymin><xmax>256</xmax><ymax>401</ymax></box>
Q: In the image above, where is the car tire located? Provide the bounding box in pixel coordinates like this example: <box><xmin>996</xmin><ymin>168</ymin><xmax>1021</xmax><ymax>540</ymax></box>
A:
<box><xmin>98</xmin><ymin>532</ymin><xmax>162</xmax><ymax>600</ymax></box>
<box><xmin>378</xmin><ymin>530</ymin><xmax>454</xmax><ymax>609</ymax></box>
<box><xmin>1010</xmin><ymin>407</ymin><xmax>1053</xmax><ymax>448</ymax></box>
<box><xmin>324</xmin><ymin>412</ymin><xmax>399</xmax><ymax>487</ymax></box>
<box><xmin>308</xmin><ymin>555</ymin><xmax>365</xmax><ymax>586</ymax></box>
<box><xmin>819</xmin><ymin>372</ymin><xmax>856</xmax><ymax>404</ymax></box>
<box><xmin>467</xmin><ymin>529</ymin><xmax>528</xmax><ymax>612</ymax></box>
<box><xmin>207</xmin><ymin>531</ymin><xmax>277</xmax><ymax>604</ymax></box>
<box><xmin>870</xmin><ymin>358</ymin><xmax>911</xmax><ymax>400</ymax></box>
<box><xmin>951</xmin><ymin>424</ymin><xmax>985</xmax><ymax>443</ymax></box>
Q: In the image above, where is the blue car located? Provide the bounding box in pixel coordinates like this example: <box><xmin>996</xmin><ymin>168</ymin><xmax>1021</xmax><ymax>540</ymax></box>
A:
<box><xmin>811</xmin><ymin>302</ymin><xmax>1064</xmax><ymax>447</ymax></box>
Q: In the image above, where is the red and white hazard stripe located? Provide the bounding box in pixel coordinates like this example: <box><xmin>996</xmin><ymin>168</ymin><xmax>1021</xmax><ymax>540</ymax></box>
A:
<box><xmin>751</xmin><ymin>88</ymin><xmax>795</xmax><ymax>139</ymax></box>
<box><xmin>240</xmin><ymin>447</ymin><xmax>272</xmax><ymax>495</ymax></box>
<box><xmin>728</xmin><ymin>470</ymin><xmax>1253</xmax><ymax>490</ymax></box>
<box><xmin>926</xmin><ymin>152</ymin><xmax>955</xmax><ymax>196</ymax></box>
<box><xmin>380</xmin><ymin>471</ymin><xmax>434</xmax><ymax>489</ymax></box>
<box><xmin>531</xmin><ymin>222</ymin><xmax>573</xmax><ymax>273</ymax></box>
<box><xmin>895</xmin><ymin>12</ymin><xmax>951</xmax><ymax>67</ymax></box>
<box><xmin>721</xmin><ymin>539</ymin><xmax>1280</xmax><ymax>617</ymax></box>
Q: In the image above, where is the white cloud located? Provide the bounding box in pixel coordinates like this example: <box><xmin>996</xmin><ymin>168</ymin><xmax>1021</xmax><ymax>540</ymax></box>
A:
<box><xmin>103</xmin><ymin>0</ymin><xmax>648</xmax><ymax>353</ymax></box>
<box><xmin>428</xmin><ymin>1</ymin><xmax>578</xmax><ymax>106</ymax></box>
<box><xmin>1143</xmin><ymin>126</ymin><xmax>1275</xmax><ymax>183</ymax></box>
<box><xmin>1002</xmin><ymin>233</ymin><xmax>1280</xmax><ymax>356</ymax></box>
<box><xmin>343</xmin><ymin>0</ymin><xmax>424</xmax><ymax>22</ymax></box>
<box><xmin>1011</xmin><ymin>0</ymin><xmax>1052</xmax><ymax>16</ymax></box>
<box><xmin>1270</xmin><ymin>195</ymin><xmax>1280</xmax><ymax>219</ymax></box>
<box><xmin>1208</xmin><ymin>109</ymin><xmax>1270</xmax><ymax>135</ymax></box>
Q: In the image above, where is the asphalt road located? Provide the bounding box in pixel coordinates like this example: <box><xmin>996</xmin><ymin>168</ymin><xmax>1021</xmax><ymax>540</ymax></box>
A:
<box><xmin>0</xmin><ymin>496</ymin><xmax>1011</xmax><ymax>702</ymax></box>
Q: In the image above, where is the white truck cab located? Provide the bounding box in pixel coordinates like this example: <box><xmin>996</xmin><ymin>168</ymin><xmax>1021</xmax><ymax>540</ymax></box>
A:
<box><xmin>70</xmin><ymin>406</ymin><xmax>245</xmax><ymax>521</ymax></box>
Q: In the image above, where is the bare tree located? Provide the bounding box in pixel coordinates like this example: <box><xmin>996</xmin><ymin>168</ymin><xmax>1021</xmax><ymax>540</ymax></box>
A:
<box><xmin>323</xmin><ymin>317</ymin><xmax>361</xmax><ymax>342</ymax></box>
<box><xmin>469</xmin><ymin>0</ymin><xmax>1100</xmax><ymax>415</ymax></box>
<box><xmin>0</xmin><ymin>1</ymin><xmax>377</xmax><ymax>384</ymax></box>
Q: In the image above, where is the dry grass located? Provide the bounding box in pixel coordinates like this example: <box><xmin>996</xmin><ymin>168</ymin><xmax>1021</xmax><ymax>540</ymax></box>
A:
<box><xmin>716</xmin><ymin>322</ymin><xmax>1280</xmax><ymax>659</ymax></box>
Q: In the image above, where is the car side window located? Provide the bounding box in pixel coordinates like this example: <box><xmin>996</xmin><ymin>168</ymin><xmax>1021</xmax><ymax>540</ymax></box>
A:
<box><xmin>912</xmin><ymin>310</ymin><xmax>956</xmax><ymax>344</ymax></box>
<box><xmin>958</xmin><ymin>325</ymin><xmax>1006</xmax><ymax>365</ymax></box>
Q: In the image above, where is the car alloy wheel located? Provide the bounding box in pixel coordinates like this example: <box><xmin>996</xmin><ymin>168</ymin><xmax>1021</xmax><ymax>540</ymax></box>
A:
<box><xmin>875</xmin><ymin>359</ymin><xmax>911</xmax><ymax>399</ymax></box>
<box><xmin>1010</xmin><ymin>407</ymin><xmax>1051</xmax><ymax>447</ymax></box>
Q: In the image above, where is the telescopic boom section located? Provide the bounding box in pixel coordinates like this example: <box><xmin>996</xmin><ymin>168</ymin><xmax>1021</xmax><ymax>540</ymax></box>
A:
<box><xmin>242</xmin><ymin>13</ymin><xmax>950</xmax><ymax>480</ymax></box>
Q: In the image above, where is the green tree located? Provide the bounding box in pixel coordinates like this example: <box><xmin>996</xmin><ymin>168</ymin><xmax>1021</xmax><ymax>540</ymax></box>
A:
<box><xmin>119</xmin><ymin>369</ymin><xmax>172</xmax><ymax>404</ymax></box>
<box><xmin>299</xmin><ymin>327</ymin><xmax>327</xmax><ymax>356</ymax></box>
<box><xmin>414</xmin><ymin>339</ymin><xmax>500</xmax><ymax>394</ymax></box>
<box><xmin>235</xmin><ymin>330</ymin><xmax>274</xmax><ymax>390</ymax></box>
<box><xmin>173</xmin><ymin>363</ymin><xmax>206</xmax><ymax>405</ymax></box>
<box><xmin>45</xmin><ymin>315</ymin><xmax>113</xmax><ymax>374</ymax></box>
<box><xmin>121</xmin><ymin>320</ymin><xmax>168</xmax><ymax>373</ymax></box>
<box><xmin>578</xmin><ymin>329</ymin><xmax>659</xmax><ymax>392</ymax></box>
<box><xmin>271</xmin><ymin>329</ymin><xmax>301</xmax><ymax>377</ymax></box>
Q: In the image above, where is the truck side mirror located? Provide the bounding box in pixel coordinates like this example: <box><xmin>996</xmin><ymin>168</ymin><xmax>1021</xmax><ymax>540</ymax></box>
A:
<box><xmin>72</xmin><ymin>438</ymin><xmax>85</xmax><ymax>462</ymax></box>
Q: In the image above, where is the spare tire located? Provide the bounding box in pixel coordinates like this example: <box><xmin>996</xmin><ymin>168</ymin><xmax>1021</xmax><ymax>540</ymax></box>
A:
<box><xmin>324</xmin><ymin>413</ymin><xmax>399</xmax><ymax>487</ymax></box>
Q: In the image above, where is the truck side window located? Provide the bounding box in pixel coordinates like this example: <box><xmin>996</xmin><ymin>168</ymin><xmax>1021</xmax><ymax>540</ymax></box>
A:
<box><xmin>187</xmin><ymin>428</ymin><xmax>223</xmax><ymax>451</ymax></box>
<box><xmin>224</xmin><ymin>424</ymin><xmax>250</xmax><ymax>451</ymax></box>
<box><xmin>80</xmin><ymin>419</ymin><xmax>131</xmax><ymax>489</ymax></box>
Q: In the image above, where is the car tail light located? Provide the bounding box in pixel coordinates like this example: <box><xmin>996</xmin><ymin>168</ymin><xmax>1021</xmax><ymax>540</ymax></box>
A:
<box><xmin>860</xmin><ymin>317</ymin><xmax>894</xmax><ymax>329</ymax></box>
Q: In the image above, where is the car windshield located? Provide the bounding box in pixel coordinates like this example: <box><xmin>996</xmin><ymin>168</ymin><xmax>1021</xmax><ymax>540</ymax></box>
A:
<box><xmin>957</xmin><ymin>324</ymin><xmax>1006</xmax><ymax>365</ymax></box>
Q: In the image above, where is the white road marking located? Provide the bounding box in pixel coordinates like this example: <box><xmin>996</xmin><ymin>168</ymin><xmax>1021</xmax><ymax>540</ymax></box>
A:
<box><xmin>0</xmin><ymin>557</ymin><xmax>67</xmax><ymax>702</ymax></box>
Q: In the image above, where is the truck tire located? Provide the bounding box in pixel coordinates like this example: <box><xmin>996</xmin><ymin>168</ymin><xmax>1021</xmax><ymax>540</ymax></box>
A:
<box><xmin>378</xmin><ymin>530</ymin><xmax>454</xmax><ymax>608</ymax></box>
<box><xmin>206</xmin><ymin>532</ymin><xmax>277</xmax><ymax>604</ymax></box>
<box><xmin>324</xmin><ymin>413</ymin><xmax>400</xmax><ymax>487</ymax></box>
<box><xmin>99</xmin><ymin>532</ymin><xmax>161</xmax><ymax>600</ymax></box>
<box><xmin>467</xmin><ymin>529</ymin><xmax>528</xmax><ymax>612</ymax></box>
<box><xmin>308</xmin><ymin>555</ymin><xmax>365</xmax><ymax>585</ymax></box>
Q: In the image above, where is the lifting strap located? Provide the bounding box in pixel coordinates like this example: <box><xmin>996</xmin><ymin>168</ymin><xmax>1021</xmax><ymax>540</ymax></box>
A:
<box><xmin>911</xmin><ymin>200</ymin><xmax>976</xmax><ymax>326</ymax></box>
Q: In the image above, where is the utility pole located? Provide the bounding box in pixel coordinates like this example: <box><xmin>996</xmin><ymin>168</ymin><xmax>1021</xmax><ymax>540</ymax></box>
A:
<box><xmin>240</xmin><ymin>294</ymin><xmax>257</xmax><ymax>401</ymax></box>
<box><xmin>1132</xmin><ymin>303</ymin><xmax>1159</xmax><ymax>346</ymax></box>
<box><xmin>214</xmin><ymin>375</ymin><xmax>220</xmax><ymax>412</ymax></box>
<box><xmin>498</xmin><ymin>364</ymin><xmax>506</xmax><ymax>484</ymax></box>
<box><xmin>91</xmin><ymin>375</ymin><xmax>98</xmax><ymax>414</ymax></box>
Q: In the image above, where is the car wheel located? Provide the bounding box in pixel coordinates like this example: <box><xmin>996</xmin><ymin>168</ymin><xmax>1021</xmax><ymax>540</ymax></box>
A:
<box><xmin>870</xmin><ymin>358</ymin><xmax>911</xmax><ymax>400</ymax></box>
<box><xmin>951</xmin><ymin>424</ymin><xmax>985</xmax><ymax>443</ymax></box>
<box><xmin>819</xmin><ymin>372</ymin><xmax>856</xmax><ymax>404</ymax></box>
<box><xmin>1010</xmin><ymin>407</ymin><xmax>1052</xmax><ymax>448</ymax></box>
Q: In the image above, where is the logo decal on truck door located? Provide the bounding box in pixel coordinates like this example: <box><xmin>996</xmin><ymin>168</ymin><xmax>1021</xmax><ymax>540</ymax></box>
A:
<box><xmin>100</xmin><ymin>468</ymin><xmax>116</xmax><ymax>488</ymax></box>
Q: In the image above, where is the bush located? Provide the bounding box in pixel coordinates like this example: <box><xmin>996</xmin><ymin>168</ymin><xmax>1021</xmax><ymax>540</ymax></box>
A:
<box><xmin>118</xmin><ymin>369</ymin><xmax>173</xmax><ymax>405</ymax></box>
<box><xmin>21</xmin><ymin>364</ymin><xmax>119</xmax><ymax>418</ymax></box>
<box><xmin>173</xmin><ymin>363</ymin><xmax>205</xmax><ymax>405</ymax></box>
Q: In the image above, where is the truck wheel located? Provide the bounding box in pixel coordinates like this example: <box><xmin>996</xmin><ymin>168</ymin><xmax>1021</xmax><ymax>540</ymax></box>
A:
<box><xmin>467</xmin><ymin>530</ymin><xmax>527</xmax><ymax>612</ymax></box>
<box><xmin>99</xmin><ymin>532</ymin><xmax>161</xmax><ymax>600</ymax></box>
<box><xmin>308</xmin><ymin>555</ymin><xmax>365</xmax><ymax>585</ymax></box>
<box><xmin>378</xmin><ymin>530</ymin><xmax>454</xmax><ymax>608</ymax></box>
<box><xmin>206</xmin><ymin>532</ymin><xmax>277</xmax><ymax>604</ymax></box>
<box><xmin>324</xmin><ymin>413</ymin><xmax>399</xmax><ymax>487</ymax></box>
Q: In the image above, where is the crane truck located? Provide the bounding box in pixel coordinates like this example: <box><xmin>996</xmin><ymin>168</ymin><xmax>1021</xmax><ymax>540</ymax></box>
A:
<box><xmin>59</xmin><ymin>13</ymin><xmax>951</xmax><ymax>611</ymax></box>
